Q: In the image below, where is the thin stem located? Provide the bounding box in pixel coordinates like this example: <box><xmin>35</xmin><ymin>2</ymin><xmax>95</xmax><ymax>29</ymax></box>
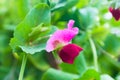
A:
<box><xmin>89</xmin><ymin>37</ymin><xmax>98</xmax><ymax>71</ymax></box>
<box><xmin>18</xmin><ymin>54</ymin><xmax>28</xmax><ymax>80</ymax></box>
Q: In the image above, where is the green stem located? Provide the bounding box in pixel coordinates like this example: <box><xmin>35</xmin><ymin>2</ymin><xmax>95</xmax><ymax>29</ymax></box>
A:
<box><xmin>18</xmin><ymin>54</ymin><xmax>28</xmax><ymax>80</ymax></box>
<box><xmin>89</xmin><ymin>37</ymin><xmax>98</xmax><ymax>71</ymax></box>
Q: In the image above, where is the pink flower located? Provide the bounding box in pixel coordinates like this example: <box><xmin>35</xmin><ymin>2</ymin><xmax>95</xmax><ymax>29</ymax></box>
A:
<box><xmin>46</xmin><ymin>20</ymin><xmax>83</xmax><ymax>64</ymax></box>
<box><xmin>46</xmin><ymin>20</ymin><xmax>79</xmax><ymax>52</ymax></box>
<box><xmin>109</xmin><ymin>7</ymin><xmax>120</xmax><ymax>21</ymax></box>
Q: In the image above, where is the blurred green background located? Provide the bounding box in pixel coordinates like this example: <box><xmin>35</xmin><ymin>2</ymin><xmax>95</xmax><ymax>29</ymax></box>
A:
<box><xmin>0</xmin><ymin>0</ymin><xmax>120</xmax><ymax>80</ymax></box>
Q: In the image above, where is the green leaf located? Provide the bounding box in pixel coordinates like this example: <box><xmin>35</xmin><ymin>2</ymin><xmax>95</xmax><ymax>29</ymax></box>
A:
<box><xmin>60</xmin><ymin>53</ymin><xmax>87</xmax><ymax>75</ymax></box>
<box><xmin>20</xmin><ymin>25</ymin><xmax>57</xmax><ymax>54</ymax></box>
<box><xmin>10</xmin><ymin>3</ymin><xmax>51</xmax><ymax>54</ymax></box>
<box><xmin>42</xmin><ymin>68</ymin><xmax>78</xmax><ymax>80</ymax></box>
<box><xmin>76</xmin><ymin>69</ymin><xmax>100</xmax><ymax>80</ymax></box>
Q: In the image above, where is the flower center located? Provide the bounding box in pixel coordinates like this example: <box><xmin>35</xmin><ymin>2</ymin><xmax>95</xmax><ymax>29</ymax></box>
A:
<box><xmin>53</xmin><ymin>40</ymin><xmax>60</xmax><ymax>48</ymax></box>
<box><xmin>52</xmin><ymin>40</ymin><xmax>65</xmax><ymax>51</ymax></box>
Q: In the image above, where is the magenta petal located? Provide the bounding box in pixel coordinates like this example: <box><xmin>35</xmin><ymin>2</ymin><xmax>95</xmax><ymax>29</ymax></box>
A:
<box><xmin>67</xmin><ymin>20</ymin><xmax>79</xmax><ymax>34</ymax></box>
<box><xmin>109</xmin><ymin>7</ymin><xmax>120</xmax><ymax>21</ymax></box>
<box><xmin>58</xmin><ymin>44</ymin><xmax>83</xmax><ymax>64</ymax></box>
<box><xmin>67</xmin><ymin>20</ymin><xmax>75</xmax><ymax>29</ymax></box>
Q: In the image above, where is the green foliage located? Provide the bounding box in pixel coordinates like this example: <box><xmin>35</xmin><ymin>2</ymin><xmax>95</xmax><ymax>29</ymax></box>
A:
<box><xmin>0</xmin><ymin>0</ymin><xmax>120</xmax><ymax>80</ymax></box>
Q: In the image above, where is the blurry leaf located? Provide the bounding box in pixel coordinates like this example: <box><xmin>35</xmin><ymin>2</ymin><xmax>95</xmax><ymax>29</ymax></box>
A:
<box><xmin>79</xmin><ymin>7</ymin><xmax>98</xmax><ymax>29</ymax></box>
<box><xmin>42</xmin><ymin>68</ymin><xmax>78</xmax><ymax>80</ymax></box>
<box><xmin>76</xmin><ymin>69</ymin><xmax>100</xmax><ymax>80</ymax></box>
<box><xmin>10</xmin><ymin>3</ymin><xmax>51</xmax><ymax>54</ymax></box>
<box><xmin>100</xmin><ymin>74</ymin><xmax>114</xmax><ymax>80</ymax></box>
<box><xmin>91</xmin><ymin>26</ymin><xmax>109</xmax><ymax>45</ymax></box>
<box><xmin>73</xmin><ymin>32</ymin><xmax>89</xmax><ymax>45</ymax></box>
<box><xmin>92</xmin><ymin>26</ymin><xmax>109</xmax><ymax>40</ymax></box>
<box><xmin>20</xmin><ymin>25</ymin><xmax>57</xmax><ymax>54</ymax></box>
<box><xmin>103</xmin><ymin>34</ymin><xmax>120</xmax><ymax>53</ymax></box>
<box><xmin>60</xmin><ymin>53</ymin><xmax>87</xmax><ymax>75</ymax></box>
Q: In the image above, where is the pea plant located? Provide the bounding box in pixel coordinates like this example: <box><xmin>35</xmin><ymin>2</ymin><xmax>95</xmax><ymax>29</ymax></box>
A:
<box><xmin>0</xmin><ymin>0</ymin><xmax>120</xmax><ymax>80</ymax></box>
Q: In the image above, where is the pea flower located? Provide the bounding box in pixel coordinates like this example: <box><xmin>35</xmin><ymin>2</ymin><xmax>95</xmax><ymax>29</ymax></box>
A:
<box><xmin>109</xmin><ymin>7</ymin><xmax>120</xmax><ymax>21</ymax></box>
<box><xmin>46</xmin><ymin>20</ymin><xmax>83</xmax><ymax>64</ymax></box>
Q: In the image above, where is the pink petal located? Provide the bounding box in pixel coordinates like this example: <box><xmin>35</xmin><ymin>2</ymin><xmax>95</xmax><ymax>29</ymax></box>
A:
<box><xmin>67</xmin><ymin>20</ymin><xmax>75</xmax><ymax>29</ymax></box>
<box><xmin>46</xmin><ymin>29</ymin><xmax>78</xmax><ymax>52</ymax></box>
<box><xmin>58</xmin><ymin>44</ymin><xmax>83</xmax><ymax>64</ymax></box>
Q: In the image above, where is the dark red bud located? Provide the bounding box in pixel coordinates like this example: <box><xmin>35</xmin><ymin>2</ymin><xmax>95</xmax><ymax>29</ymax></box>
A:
<box><xmin>109</xmin><ymin>7</ymin><xmax>120</xmax><ymax>21</ymax></box>
<box><xmin>58</xmin><ymin>44</ymin><xmax>83</xmax><ymax>64</ymax></box>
